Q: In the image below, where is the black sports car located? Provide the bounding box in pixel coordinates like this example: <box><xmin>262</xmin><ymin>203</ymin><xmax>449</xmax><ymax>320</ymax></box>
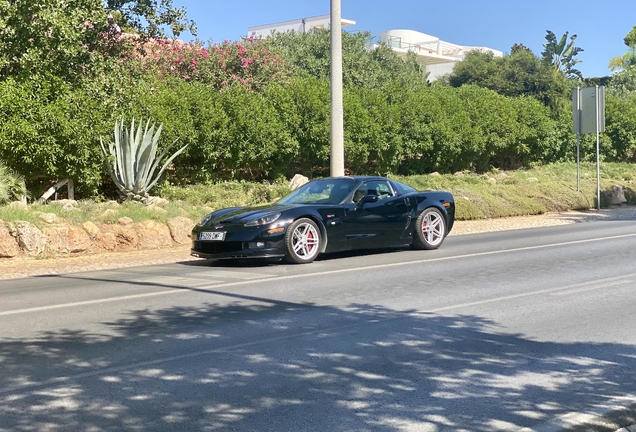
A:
<box><xmin>191</xmin><ymin>176</ymin><xmax>455</xmax><ymax>263</ymax></box>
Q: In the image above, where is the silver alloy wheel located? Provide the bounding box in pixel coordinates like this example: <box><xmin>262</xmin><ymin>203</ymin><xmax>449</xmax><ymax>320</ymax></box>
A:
<box><xmin>291</xmin><ymin>221</ymin><xmax>320</xmax><ymax>260</ymax></box>
<box><xmin>421</xmin><ymin>211</ymin><xmax>445</xmax><ymax>246</ymax></box>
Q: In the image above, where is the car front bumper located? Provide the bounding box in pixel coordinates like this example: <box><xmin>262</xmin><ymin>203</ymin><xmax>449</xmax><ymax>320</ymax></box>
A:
<box><xmin>190</xmin><ymin>225</ymin><xmax>287</xmax><ymax>260</ymax></box>
<box><xmin>190</xmin><ymin>240</ymin><xmax>285</xmax><ymax>260</ymax></box>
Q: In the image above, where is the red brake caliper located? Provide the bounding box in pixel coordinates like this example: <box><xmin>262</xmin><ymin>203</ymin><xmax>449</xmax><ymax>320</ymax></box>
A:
<box><xmin>307</xmin><ymin>230</ymin><xmax>314</xmax><ymax>251</ymax></box>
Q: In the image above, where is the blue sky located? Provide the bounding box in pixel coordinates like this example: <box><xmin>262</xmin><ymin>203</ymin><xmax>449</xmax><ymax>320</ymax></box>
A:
<box><xmin>175</xmin><ymin>0</ymin><xmax>634</xmax><ymax>78</ymax></box>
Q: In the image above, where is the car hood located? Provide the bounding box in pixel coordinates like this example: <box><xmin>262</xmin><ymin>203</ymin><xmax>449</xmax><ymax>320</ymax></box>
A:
<box><xmin>204</xmin><ymin>204</ymin><xmax>297</xmax><ymax>226</ymax></box>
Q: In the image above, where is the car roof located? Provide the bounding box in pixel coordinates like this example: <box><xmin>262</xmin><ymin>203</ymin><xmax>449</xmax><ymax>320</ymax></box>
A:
<box><xmin>318</xmin><ymin>176</ymin><xmax>388</xmax><ymax>182</ymax></box>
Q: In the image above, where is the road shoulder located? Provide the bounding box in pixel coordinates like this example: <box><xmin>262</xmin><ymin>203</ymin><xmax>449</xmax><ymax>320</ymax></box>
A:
<box><xmin>1</xmin><ymin>206</ymin><xmax>635</xmax><ymax>280</ymax></box>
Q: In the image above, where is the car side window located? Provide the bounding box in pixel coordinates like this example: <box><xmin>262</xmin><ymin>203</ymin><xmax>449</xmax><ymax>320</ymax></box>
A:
<box><xmin>375</xmin><ymin>182</ymin><xmax>393</xmax><ymax>199</ymax></box>
<box><xmin>352</xmin><ymin>181</ymin><xmax>394</xmax><ymax>203</ymax></box>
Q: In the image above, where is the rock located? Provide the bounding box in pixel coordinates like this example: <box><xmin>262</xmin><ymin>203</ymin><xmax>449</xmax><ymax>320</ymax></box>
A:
<box><xmin>149</xmin><ymin>197</ymin><xmax>169</xmax><ymax>206</ymax></box>
<box><xmin>167</xmin><ymin>217</ymin><xmax>195</xmax><ymax>244</ymax></box>
<box><xmin>494</xmin><ymin>172</ymin><xmax>508</xmax><ymax>181</ymax></box>
<box><xmin>527</xmin><ymin>177</ymin><xmax>539</xmax><ymax>183</ymax></box>
<box><xmin>135</xmin><ymin>220</ymin><xmax>174</xmax><ymax>249</ymax></box>
<box><xmin>146</xmin><ymin>204</ymin><xmax>167</xmax><ymax>214</ymax></box>
<box><xmin>289</xmin><ymin>174</ymin><xmax>309</xmax><ymax>190</ymax></box>
<box><xmin>454</xmin><ymin>172</ymin><xmax>465</xmax><ymax>177</ymax></box>
<box><xmin>43</xmin><ymin>225</ymin><xmax>92</xmax><ymax>254</ymax></box>
<box><xmin>38</xmin><ymin>213</ymin><xmax>58</xmax><ymax>224</ymax></box>
<box><xmin>99</xmin><ymin>225</ymin><xmax>138</xmax><ymax>251</ymax></box>
<box><xmin>487</xmin><ymin>178</ymin><xmax>497</xmax><ymax>185</ymax></box>
<box><xmin>51</xmin><ymin>199</ymin><xmax>78</xmax><ymax>211</ymax></box>
<box><xmin>429</xmin><ymin>172</ymin><xmax>441</xmax><ymax>177</ymax></box>
<box><xmin>0</xmin><ymin>221</ymin><xmax>20</xmax><ymax>258</ymax></box>
<box><xmin>609</xmin><ymin>185</ymin><xmax>627</xmax><ymax>205</ymax></box>
<box><xmin>100</xmin><ymin>209</ymin><xmax>118</xmax><ymax>219</ymax></box>
<box><xmin>95</xmin><ymin>231</ymin><xmax>117</xmax><ymax>251</ymax></box>
<box><xmin>82</xmin><ymin>221</ymin><xmax>100</xmax><ymax>238</ymax></box>
<box><xmin>15</xmin><ymin>221</ymin><xmax>46</xmax><ymax>256</ymax></box>
<box><xmin>9</xmin><ymin>201</ymin><xmax>27</xmax><ymax>209</ymax></box>
<box><xmin>118</xmin><ymin>216</ymin><xmax>134</xmax><ymax>226</ymax></box>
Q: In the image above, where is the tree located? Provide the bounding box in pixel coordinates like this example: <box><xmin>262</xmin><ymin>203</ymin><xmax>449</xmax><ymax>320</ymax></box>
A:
<box><xmin>608</xmin><ymin>25</ymin><xmax>636</xmax><ymax>72</ymax></box>
<box><xmin>0</xmin><ymin>0</ymin><xmax>122</xmax><ymax>84</ymax></box>
<box><xmin>0</xmin><ymin>0</ymin><xmax>198</xmax><ymax>85</ymax></box>
<box><xmin>541</xmin><ymin>30</ymin><xmax>584</xmax><ymax>79</ymax></box>
<box><xmin>607</xmin><ymin>67</ymin><xmax>636</xmax><ymax>98</ymax></box>
<box><xmin>105</xmin><ymin>0</ymin><xmax>196</xmax><ymax>38</ymax></box>
<box><xmin>510</xmin><ymin>43</ymin><xmax>532</xmax><ymax>55</ymax></box>
<box><xmin>445</xmin><ymin>48</ymin><xmax>570</xmax><ymax>113</ymax></box>
<box><xmin>263</xmin><ymin>30</ymin><xmax>429</xmax><ymax>91</ymax></box>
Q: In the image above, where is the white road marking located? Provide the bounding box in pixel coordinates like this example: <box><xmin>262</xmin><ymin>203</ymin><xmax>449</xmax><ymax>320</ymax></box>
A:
<box><xmin>426</xmin><ymin>273</ymin><xmax>636</xmax><ymax>313</ymax></box>
<box><xmin>1</xmin><ymin>233</ymin><xmax>635</xmax><ymax>317</ymax></box>
<box><xmin>189</xmin><ymin>270</ymin><xmax>275</xmax><ymax>280</ymax></box>
<box><xmin>128</xmin><ymin>275</ymin><xmax>223</xmax><ymax>287</ymax></box>
<box><xmin>0</xmin><ymin>290</ymin><xmax>182</xmax><ymax>317</ymax></box>
<box><xmin>551</xmin><ymin>279</ymin><xmax>632</xmax><ymax>296</ymax></box>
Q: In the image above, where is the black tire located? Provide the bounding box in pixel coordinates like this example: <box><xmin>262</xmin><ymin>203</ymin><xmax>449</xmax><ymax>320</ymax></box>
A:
<box><xmin>284</xmin><ymin>218</ymin><xmax>321</xmax><ymax>263</ymax></box>
<box><xmin>412</xmin><ymin>207</ymin><xmax>446</xmax><ymax>250</ymax></box>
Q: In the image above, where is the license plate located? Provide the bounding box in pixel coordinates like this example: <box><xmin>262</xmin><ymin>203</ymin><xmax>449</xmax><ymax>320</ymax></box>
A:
<box><xmin>199</xmin><ymin>231</ymin><xmax>226</xmax><ymax>241</ymax></box>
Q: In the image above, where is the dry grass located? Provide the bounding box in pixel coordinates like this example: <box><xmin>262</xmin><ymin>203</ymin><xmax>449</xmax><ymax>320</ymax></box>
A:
<box><xmin>0</xmin><ymin>162</ymin><xmax>634</xmax><ymax>225</ymax></box>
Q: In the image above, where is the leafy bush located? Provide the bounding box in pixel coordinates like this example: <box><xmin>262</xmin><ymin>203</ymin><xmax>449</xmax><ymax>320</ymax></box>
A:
<box><xmin>605</xmin><ymin>94</ymin><xmax>636</xmax><ymax>162</ymax></box>
<box><xmin>132</xmin><ymin>37</ymin><xmax>290</xmax><ymax>90</ymax></box>
<box><xmin>265</xmin><ymin>30</ymin><xmax>428</xmax><ymax>91</ymax></box>
<box><xmin>156</xmin><ymin>181</ymin><xmax>290</xmax><ymax>208</ymax></box>
<box><xmin>0</xmin><ymin>160</ymin><xmax>27</xmax><ymax>203</ymax></box>
<box><xmin>0</xmin><ymin>78</ymin><xmax>114</xmax><ymax>196</ymax></box>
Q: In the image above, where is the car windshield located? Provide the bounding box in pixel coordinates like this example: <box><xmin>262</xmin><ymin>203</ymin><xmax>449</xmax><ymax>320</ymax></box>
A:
<box><xmin>278</xmin><ymin>178</ymin><xmax>356</xmax><ymax>205</ymax></box>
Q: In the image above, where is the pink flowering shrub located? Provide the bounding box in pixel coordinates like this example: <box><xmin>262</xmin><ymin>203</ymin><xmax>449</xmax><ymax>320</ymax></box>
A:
<box><xmin>134</xmin><ymin>36</ymin><xmax>289</xmax><ymax>90</ymax></box>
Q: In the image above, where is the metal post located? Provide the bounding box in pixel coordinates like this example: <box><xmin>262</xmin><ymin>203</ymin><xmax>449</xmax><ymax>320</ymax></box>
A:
<box><xmin>576</xmin><ymin>134</ymin><xmax>580</xmax><ymax>192</ymax></box>
<box><xmin>576</xmin><ymin>87</ymin><xmax>581</xmax><ymax>192</ymax></box>
<box><xmin>595</xmin><ymin>85</ymin><xmax>601</xmax><ymax>210</ymax></box>
<box><xmin>330</xmin><ymin>0</ymin><xmax>345</xmax><ymax>177</ymax></box>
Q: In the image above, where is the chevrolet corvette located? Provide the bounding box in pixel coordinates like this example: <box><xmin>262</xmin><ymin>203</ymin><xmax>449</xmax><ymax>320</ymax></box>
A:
<box><xmin>191</xmin><ymin>176</ymin><xmax>455</xmax><ymax>263</ymax></box>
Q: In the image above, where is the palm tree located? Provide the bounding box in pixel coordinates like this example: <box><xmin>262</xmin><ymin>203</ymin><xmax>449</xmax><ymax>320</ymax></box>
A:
<box><xmin>609</xmin><ymin>26</ymin><xmax>636</xmax><ymax>72</ymax></box>
<box><xmin>541</xmin><ymin>30</ymin><xmax>584</xmax><ymax>79</ymax></box>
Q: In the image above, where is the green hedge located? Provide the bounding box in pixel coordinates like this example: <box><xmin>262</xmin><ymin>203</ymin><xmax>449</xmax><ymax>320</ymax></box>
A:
<box><xmin>1</xmin><ymin>74</ymin><xmax>636</xmax><ymax>199</ymax></box>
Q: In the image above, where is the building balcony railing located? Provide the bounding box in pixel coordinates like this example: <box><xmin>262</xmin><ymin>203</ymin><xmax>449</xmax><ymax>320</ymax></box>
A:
<box><xmin>380</xmin><ymin>35</ymin><xmax>463</xmax><ymax>58</ymax></box>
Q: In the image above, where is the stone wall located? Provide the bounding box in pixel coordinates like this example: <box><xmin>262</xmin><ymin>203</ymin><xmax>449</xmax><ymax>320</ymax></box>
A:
<box><xmin>0</xmin><ymin>216</ymin><xmax>196</xmax><ymax>260</ymax></box>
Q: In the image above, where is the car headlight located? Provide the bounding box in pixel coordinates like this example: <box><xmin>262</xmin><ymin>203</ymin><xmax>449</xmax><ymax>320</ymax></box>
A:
<box><xmin>244</xmin><ymin>212</ymin><xmax>281</xmax><ymax>227</ymax></box>
<box><xmin>196</xmin><ymin>213</ymin><xmax>214</xmax><ymax>227</ymax></box>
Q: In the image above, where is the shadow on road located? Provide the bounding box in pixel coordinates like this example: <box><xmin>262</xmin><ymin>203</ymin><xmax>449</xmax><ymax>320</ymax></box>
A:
<box><xmin>180</xmin><ymin>247</ymin><xmax>409</xmax><ymax>269</ymax></box>
<box><xmin>1</xmin><ymin>285</ymin><xmax>636</xmax><ymax>431</ymax></box>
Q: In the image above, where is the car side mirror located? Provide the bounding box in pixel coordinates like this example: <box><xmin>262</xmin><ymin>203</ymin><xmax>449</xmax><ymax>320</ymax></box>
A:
<box><xmin>356</xmin><ymin>194</ymin><xmax>378</xmax><ymax>209</ymax></box>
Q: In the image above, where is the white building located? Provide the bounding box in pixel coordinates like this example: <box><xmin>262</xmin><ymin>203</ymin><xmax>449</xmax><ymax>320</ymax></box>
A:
<box><xmin>247</xmin><ymin>17</ymin><xmax>502</xmax><ymax>82</ymax></box>
<box><xmin>247</xmin><ymin>14</ymin><xmax>356</xmax><ymax>39</ymax></box>
<box><xmin>379</xmin><ymin>29</ymin><xmax>503</xmax><ymax>81</ymax></box>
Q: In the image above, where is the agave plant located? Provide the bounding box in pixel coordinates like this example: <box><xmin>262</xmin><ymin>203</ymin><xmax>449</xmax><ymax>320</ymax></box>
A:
<box><xmin>100</xmin><ymin>118</ymin><xmax>188</xmax><ymax>204</ymax></box>
<box><xmin>0</xmin><ymin>161</ymin><xmax>29</xmax><ymax>204</ymax></box>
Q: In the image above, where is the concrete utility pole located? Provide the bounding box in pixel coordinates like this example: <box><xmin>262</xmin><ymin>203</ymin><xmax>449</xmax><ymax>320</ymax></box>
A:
<box><xmin>330</xmin><ymin>0</ymin><xmax>345</xmax><ymax>177</ymax></box>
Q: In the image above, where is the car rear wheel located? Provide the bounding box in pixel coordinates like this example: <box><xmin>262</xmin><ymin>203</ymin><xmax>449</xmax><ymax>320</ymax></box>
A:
<box><xmin>284</xmin><ymin>218</ymin><xmax>321</xmax><ymax>263</ymax></box>
<box><xmin>412</xmin><ymin>208</ymin><xmax>446</xmax><ymax>250</ymax></box>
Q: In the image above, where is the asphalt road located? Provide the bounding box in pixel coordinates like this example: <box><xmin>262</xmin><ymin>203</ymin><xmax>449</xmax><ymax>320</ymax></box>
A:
<box><xmin>1</xmin><ymin>219</ymin><xmax>636</xmax><ymax>432</ymax></box>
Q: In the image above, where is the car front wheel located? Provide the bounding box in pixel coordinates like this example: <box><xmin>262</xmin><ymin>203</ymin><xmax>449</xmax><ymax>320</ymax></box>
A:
<box><xmin>412</xmin><ymin>208</ymin><xmax>446</xmax><ymax>250</ymax></box>
<box><xmin>284</xmin><ymin>218</ymin><xmax>321</xmax><ymax>263</ymax></box>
